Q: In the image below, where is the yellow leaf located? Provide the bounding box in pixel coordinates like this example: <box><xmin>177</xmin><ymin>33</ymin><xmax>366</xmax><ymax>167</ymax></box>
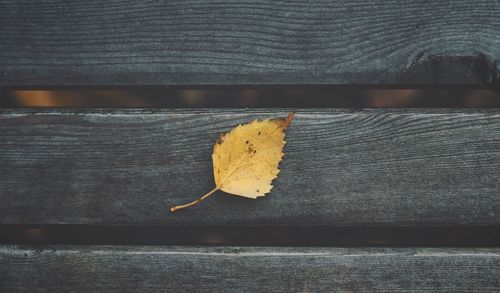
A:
<box><xmin>170</xmin><ymin>112</ymin><xmax>294</xmax><ymax>212</ymax></box>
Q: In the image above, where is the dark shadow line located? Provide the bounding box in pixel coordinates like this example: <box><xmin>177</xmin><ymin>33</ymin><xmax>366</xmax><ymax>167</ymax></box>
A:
<box><xmin>1</xmin><ymin>225</ymin><xmax>500</xmax><ymax>247</ymax></box>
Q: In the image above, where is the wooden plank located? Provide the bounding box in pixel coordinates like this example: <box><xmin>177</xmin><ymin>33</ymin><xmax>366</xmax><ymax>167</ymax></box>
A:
<box><xmin>0</xmin><ymin>109</ymin><xmax>499</xmax><ymax>226</ymax></box>
<box><xmin>1</xmin><ymin>0</ymin><xmax>499</xmax><ymax>86</ymax></box>
<box><xmin>1</xmin><ymin>246</ymin><xmax>499</xmax><ymax>292</ymax></box>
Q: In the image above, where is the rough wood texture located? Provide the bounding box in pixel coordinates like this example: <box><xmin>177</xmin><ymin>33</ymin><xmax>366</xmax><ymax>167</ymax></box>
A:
<box><xmin>1</xmin><ymin>1</ymin><xmax>499</xmax><ymax>86</ymax></box>
<box><xmin>1</xmin><ymin>109</ymin><xmax>499</xmax><ymax>226</ymax></box>
<box><xmin>0</xmin><ymin>246</ymin><xmax>499</xmax><ymax>292</ymax></box>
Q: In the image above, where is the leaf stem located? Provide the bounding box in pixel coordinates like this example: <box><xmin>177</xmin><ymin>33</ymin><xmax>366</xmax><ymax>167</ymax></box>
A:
<box><xmin>170</xmin><ymin>187</ymin><xmax>219</xmax><ymax>212</ymax></box>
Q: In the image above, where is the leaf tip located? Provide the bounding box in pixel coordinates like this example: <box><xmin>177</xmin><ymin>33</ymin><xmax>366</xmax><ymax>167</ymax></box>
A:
<box><xmin>277</xmin><ymin>112</ymin><xmax>295</xmax><ymax>130</ymax></box>
<box><xmin>287</xmin><ymin>111</ymin><xmax>295</xmax><ymax>123</ymax></box>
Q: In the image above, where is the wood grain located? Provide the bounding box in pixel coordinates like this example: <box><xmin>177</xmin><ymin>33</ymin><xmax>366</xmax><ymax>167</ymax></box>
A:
<box><xmin>1</xmin><ymin>0</ymin><xmax>499</xmax><ymax>86</ymax></box>
<box><xmin>0</xmin><ymin>109</ymin><xmax>499</xmax><ymax>226</ymax></box>
<box><xmin>1</xmin><ymin>246</ymin><xmax>499</xmax><ymax>292</ymax></box>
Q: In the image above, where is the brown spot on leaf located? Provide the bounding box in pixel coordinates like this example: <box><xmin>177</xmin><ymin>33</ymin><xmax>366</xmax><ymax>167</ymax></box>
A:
<box><xmin>247</xmin><ymin>144</ymin><xmax>255</xmax><ymax>154</ymax></box>
<box><xmin>215</xmin><ymin>134</ymin><xmax>224</xmax><ymax>145</ymax></box>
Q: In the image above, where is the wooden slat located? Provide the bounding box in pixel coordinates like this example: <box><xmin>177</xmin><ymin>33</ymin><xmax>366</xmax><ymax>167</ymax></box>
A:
<box><xmin>0</xmin><ymin>246</ymin><xmax>499</xmax><ymax>292</ymax></box>
<box><xmin>1</xmin><ymin>0</ymin><xmax>499</xmax><ymax>86</ymax></box>
<box><xmin>0</xmin><ymin>109</ymin><xmax>499</xmax><ymax>226</ymax></box>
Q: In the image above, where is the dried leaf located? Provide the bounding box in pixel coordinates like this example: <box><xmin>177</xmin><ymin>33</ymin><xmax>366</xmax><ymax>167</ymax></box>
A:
<box><xmin>170</xmin><ymin>112</ymin><xmax>294</xmax><ymax>212</ymax></box>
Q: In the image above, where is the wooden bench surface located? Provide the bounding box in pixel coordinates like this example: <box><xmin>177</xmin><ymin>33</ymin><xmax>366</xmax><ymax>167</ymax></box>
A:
<box><xmin>1</xmin><ymin>109</ymin><xmax>499</xmax><ymax>226</ymax></box>
<box><xmin>2</xmin><ymin>1</ymin><xmax>500</xmax><ymax>291</ymax></box>
<box><xmin>1</xmin><ymin>246</ymin><xmax>500</xmax><ymax>292</ymax></box>
<box><xmin>1</xmin><ymin>0</ymin><xmax>500</xmax><ymax>86</ymax></box>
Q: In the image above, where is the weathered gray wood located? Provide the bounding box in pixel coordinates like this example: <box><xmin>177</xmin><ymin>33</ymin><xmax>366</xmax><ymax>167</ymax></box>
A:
<box><xmin>0</xmin><ymin>109</ymin><xmax>499</xmax><ymax>226</ymax></box>
<box><xmin>1</xmin><ymin>246</ymin><xmax>499</xmax><ymax>292</ymax></box>
<box><xmin>1</xmin><ymin>0</ymin><xmax>499</xmax><ymax>86</ymax></box>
